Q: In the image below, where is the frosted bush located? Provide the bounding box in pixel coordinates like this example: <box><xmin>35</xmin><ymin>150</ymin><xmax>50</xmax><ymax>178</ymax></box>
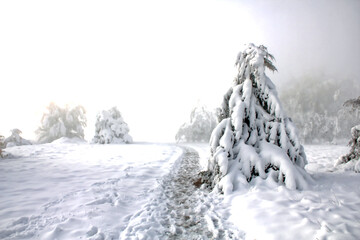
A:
<box><xmin>175</xmin><ymin>105</ymin><xmax>217</xmax><ymax>143</ymax></box>
<box><xmin>202</xmin><ymin>44</ymin><xmax>311</xmax><ymax>194</ymax></box>
<box><xmin>336</xmin><ymin>97</ymin><xmax>360</xmax><ymax>171</ymax></box>
<box><xmin>336</xmin><ymin>125</ymin><xmax>360</xmax><ymax>171</ymax></box>
<box><xmin>92</xmin><ymin>107</ymin><xmax>133</xmax><ymax>144</ymax></box>
<box><xmin>36</xmin><ymin>103</ymin><xmax>87</xmax><ymax>143</ymax></box>
<box><xmin>4</xmin><ymin>129</ymin><xmax>32</xmax><ymax>147</ymax></box>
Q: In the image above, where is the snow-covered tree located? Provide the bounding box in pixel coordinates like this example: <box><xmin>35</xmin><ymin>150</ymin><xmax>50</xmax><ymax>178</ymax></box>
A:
<box><xmin>4</xmin><ymin>129</ymin><xmax>32</xmax><ymax>147</ymax></box>
<box><xmin>92</xmin><ymin>107</ymin><xmax>133</xmax><ymax>144</ymax></box>
<box><xmin>36</xmin><ymin>103</ymin><xmax>87</xmax><ymax>143</ymax></box>
<box><xmin>336</xmin><ymin>96</ymin><xmax>360</xmax><ymax>171</ymax></box>
<box><xmin>175</xmin><ymin>105</ymin><xmax>217</xmax><ymax>143</ymax></box>
<box><xmin>343</xmin><ymin>96</ymin><xmax>360</xmax><ymax>118</ymax></box>
<box><xmin>201</xmin><ymin>44</ymin><xmax>310</xmax><ymax>194</ymax></box>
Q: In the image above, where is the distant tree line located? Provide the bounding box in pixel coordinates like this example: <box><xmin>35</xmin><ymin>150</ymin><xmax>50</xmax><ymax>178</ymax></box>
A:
<box><xmin>279</xmin><ymin>75</ymin><xmax>360</xmax><ymax>144</ymax></box>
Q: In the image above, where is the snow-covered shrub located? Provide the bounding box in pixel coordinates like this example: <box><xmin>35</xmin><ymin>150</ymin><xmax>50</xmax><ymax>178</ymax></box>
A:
<box><xmin>92</xmin><ymin>107</ymin><xmax>133</xmax><ymax>144</ymax></box>
<box><xmin>336</xmin><ymin>96</ymin><xmax>360</xmax><ymax>171</ymax></box>
<box><xmin>336</xmin><ymin>125</ymin><xmax>360</xmax><ymax>172</ymax></box>
<box><xmin>175</xmin><ymin>105</ymin><xmax>217</xmax><ymax>143</ymax></box>
<box><xmin>36</xmin><ymin>103</ymin><xmax>87</xmax><ymax>143</ymax></box>
<box><xmin>4</xmin><ymin>129</ymin><xmax>32</xmax><ymax>147</ymax></box>
<box><xmin>201</xmin><ymin>44</ymin><xmax>310</xmax><ymax>194</ymax></box>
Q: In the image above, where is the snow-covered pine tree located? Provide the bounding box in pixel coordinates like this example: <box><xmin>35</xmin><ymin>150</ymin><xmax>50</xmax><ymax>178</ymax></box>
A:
<box><xmin>175</xmin><ymin>105</ymin><xmax>217</xmax><ymax>143</ymax></box>
<box><xmin>4</xmin><ymin>129</ymin><xmax>32</xmax><ymax>147</ymax></box>
<box><xmin>36</xmin><ymin>103</ymin><xmax>87</xmax><ymax>143</ymax></box>
<box><xmin>202</xmin><ymin>44</ymin><xmax>310</xmax><ymax>194</ymax></box>
<box><xmin>92</xmin><ymin>107</ymin><xmax>133</xmax><ymax>144</ymax></box>
<box><xmin>336</xmin><ymin>96</ymin><xmax>360</xmax><ymax>171</ymax></box>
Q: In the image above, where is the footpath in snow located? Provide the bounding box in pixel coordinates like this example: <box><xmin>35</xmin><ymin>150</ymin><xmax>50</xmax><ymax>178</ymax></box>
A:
<box><xmin>121</xmin><ymin>147</ymin><xmax>243</xmax><ymax>239</ymax></box>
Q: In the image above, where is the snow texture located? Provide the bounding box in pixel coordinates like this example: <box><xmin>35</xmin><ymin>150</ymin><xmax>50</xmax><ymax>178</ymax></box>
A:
<box><xmin>0</xmin><ymin>141</ymin><xmax>182</xmax><ymax>239</ymax></box>
<box><xmin>92</xmin><ymin>107</ymin><xmax>133</xmax><ymax>144</ymax></box>
<box><xmin>227</xmin><ymin>144</ymin><xmax>360</xmax><ymax>240</ymax></box>
<box><xmin>205</xmin><ymin>43</ymin><xmax>309</xmax><ymax>193</ymax></box>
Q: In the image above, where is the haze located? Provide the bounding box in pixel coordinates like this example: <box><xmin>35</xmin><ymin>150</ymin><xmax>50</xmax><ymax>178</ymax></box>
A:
<box><xmin>1</xmin><ymin>0</ymin><xmax>359</xmax><ymax>142</ymax></box>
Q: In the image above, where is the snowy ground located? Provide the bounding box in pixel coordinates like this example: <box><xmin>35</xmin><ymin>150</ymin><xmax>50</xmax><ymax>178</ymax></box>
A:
<box><xmin>1</xmin><ymin>140</ymin><xmax>360</xmax><ymax>239</ymax></box>
<box><xmin>226</xmin><ymin>144</ymin><xmax>360</xmax><ymax>240</ymax></box>
<box><xmin>0</xmin><ymin>139</ymin><xmax>183</xmax><ymax>239</ymax></box>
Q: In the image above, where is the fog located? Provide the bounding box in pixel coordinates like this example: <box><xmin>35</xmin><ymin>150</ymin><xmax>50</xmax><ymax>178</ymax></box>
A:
<box><xmin>1</xmin><ymin>0</ymin><xmax>359</xmax><ymax>142</ymax></box>
<box><xmin>244</xmin><ymin>0</ymin><xmax>360</xmax><ymax>86</ymax></box>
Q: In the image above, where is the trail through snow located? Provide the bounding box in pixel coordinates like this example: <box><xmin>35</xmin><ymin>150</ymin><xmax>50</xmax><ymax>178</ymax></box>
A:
<box><xmin>121</xmin><ymin>147</ymin><xmax>244</xmax><ymax>239</ymax></box>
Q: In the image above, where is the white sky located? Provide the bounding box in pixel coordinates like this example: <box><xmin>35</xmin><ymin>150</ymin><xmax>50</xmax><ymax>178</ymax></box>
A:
<box><xmin>1</xmin><ymin>0</ymin><xmax>359</xmax><ymax>142</ymax></box>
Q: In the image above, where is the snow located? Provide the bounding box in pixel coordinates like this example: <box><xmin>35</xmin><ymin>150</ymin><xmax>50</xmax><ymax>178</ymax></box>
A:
<box><xmin>0</xmin><ymin>140</ymin><xmax>182</xmax><ymax>239</ymax></box>
<box><xmin>226</xmin><ymin>144</ymin><xmax>360</xmax><ymax>240</ymax></box>
<box><xmin>1</xmin><ymin>142</ymin><xmax>360</xmax><ymax>239</ymax></box>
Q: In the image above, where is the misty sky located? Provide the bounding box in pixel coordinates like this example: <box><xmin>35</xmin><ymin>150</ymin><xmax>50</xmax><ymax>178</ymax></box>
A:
<box><xmin>1</xmin><ymin>0</ymin><xmax>359</xmax><ymax>142</ymax></box>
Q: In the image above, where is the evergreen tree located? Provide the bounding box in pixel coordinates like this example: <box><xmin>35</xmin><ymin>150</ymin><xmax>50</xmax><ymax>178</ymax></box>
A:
<box><xmin>202</xmin><ymin>44</ymin><xmax>310</xmax><ymax>194</ymax></box>
<box><xmin>92</xmin><ymin>107</ymin><xmax>133</xmax><ymax>144</ymax></box>
<box><xmin>36</xmin><ymin>103</ymin><xmax>87</xmax><ymax>143</ymax></box>
<box><xmin>175</xmin><ymin>105</ymin><xmax>217</xmax><ymax>143</ymax></box>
